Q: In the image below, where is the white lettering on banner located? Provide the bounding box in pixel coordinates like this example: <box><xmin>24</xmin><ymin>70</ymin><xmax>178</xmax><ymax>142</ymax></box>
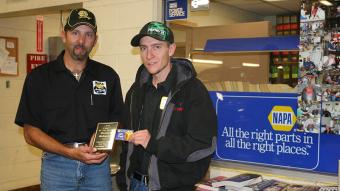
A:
<box><xmin>29</xmin><ymin>55</ymin><xmax>47</xmax><ymax>62</ymax></box>
<box><xmin>169</xmin><ymin>8</ymin><xmax>185</xmax><ymax>17</ymax></box>
<box><xmin>221</xmin><ymin>126</ymin><xmax>313</xmax><ymax>156</ymax></box>
<box><xmin>169</xmin><ymin>2</ymin><xmax>177</xmax><ymax>9</ymax></box>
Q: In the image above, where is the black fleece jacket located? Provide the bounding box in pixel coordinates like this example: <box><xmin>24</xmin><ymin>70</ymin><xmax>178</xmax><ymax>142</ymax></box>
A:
<box><xmin>116</xmin><ymin>58</ymin><xmax>217</xmax><ymax>190</ymax></box>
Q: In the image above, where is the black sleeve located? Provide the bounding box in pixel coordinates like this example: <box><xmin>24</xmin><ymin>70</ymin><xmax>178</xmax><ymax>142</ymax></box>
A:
<box><xmin>15</xmin><ymin>72</ymin><xmax>43</xmax><ymax>129</ymax></box>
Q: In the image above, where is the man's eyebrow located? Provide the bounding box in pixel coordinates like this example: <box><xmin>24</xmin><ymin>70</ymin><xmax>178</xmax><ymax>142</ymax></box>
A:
<box><xmin>140</xmin><ymin>43</ymin><xmax>163</xmax><ymax>47</ymax></box>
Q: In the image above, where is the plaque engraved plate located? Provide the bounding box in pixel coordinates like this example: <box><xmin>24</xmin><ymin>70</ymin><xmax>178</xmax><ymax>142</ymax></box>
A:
<box><xmin>91</xmin><ymin>122</ymin><xmax>118</xmax><ymax>151</ymax></box>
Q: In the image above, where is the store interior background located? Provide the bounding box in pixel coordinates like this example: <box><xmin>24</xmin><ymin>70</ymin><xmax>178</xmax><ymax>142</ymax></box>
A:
<box><xmin>0</xmin><ymin>0</ymin><xmax>338</xmax><ymax>190</ymax></box>
<box><xmin>171</xmin><ymin>0</ymin><xmax>299</xmax><ymax>88</ymax></box>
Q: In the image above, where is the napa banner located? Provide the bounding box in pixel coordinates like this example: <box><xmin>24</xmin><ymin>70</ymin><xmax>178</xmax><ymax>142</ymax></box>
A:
<box><xmin>210</xmin><ymin>91</ymin><xmax>340</xmax><ymax>174</ymax></box>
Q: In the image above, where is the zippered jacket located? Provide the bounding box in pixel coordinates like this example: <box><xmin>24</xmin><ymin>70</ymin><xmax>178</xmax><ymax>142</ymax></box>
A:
<box><xmin>117</xmin><ymin>58</ymin><xmax>217</xmax><ymax>190</ymax></box>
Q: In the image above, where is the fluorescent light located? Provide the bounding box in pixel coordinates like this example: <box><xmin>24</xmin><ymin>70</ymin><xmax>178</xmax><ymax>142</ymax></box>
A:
<box><xmin>242</xmin><ymin>62</ymin><xmax>259</xmax><ymax>67</ymax></box>
<box><xmin>190</xmin><ymin>59</ymin><xmax>223</xmax><ymax>65</ymax></box>
<box><xmin>191</xmin><ymin>0</ymin><xmax>210</xmax><ymax>8</ymax></box>
<box><xmin>320</xmin><ymin>0</ymin><xmax>333</xmax><ymax>6</ymax></box>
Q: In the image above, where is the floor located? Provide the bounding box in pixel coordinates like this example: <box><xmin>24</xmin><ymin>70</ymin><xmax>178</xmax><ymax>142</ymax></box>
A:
<box><xmin>8</xmin><ymin>176</ymin><xmax>119</xmax><ymax>191</ymax></box>
<box><xmin>9</xmin><ymin>185</ymin><xmax>40</xmax><ymax>191</ymax></box>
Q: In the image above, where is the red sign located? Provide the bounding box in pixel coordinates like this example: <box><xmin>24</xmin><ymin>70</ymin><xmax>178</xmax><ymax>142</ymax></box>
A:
<box><xmin>36</xmin><ymin>15</ymin><xmax>44</xmax><ymax>52</ymax></box>
<box><xmin>27</xmin><ymin>54</ymin><xmax>48</xmax><ymax>73</ymax></box>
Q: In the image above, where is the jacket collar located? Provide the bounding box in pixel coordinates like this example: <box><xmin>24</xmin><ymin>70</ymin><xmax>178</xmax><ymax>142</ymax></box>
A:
<box><xmin>135</xmin><ymin>58</ymin><xmax>196</xmax><ymax>90</ymax></box>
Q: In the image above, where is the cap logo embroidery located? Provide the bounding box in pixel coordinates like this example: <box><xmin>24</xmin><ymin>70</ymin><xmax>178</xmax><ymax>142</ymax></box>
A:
<box><xmin>148</xmin><ymin>22</ymin><xmax>169</xmax><ymax>40</ymax></box>
<box><xmin>148</xmin><ymin>28</ymin><xmax>165</xmax><ymax>36</ymax></box>
<box><xmin>78</xmin><ymin>10</ymin><xmax>91</xmax><ymax>20</ymax></box>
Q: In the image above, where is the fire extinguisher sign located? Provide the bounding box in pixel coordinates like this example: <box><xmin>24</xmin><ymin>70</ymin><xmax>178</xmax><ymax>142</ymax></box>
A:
<box><xmin>36</xmin><ymin>15</ymin><xmax>44</xmax><ymax>52</ymax></box>
<box><xmin>27</xmin><ymin>54</ymin><xmax>48</xmax><ymax>73</ymax></box>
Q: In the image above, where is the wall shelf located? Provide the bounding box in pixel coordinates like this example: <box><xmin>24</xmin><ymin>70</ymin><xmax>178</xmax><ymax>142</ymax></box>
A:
<box><xmin>204</xmin><ymin>36</ymin><xmax>299</xmax><ymax>53</ymax></box>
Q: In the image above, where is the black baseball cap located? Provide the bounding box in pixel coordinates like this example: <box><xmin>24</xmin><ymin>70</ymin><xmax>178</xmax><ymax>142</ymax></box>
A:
<box><xmin>64</xmin><ymin>8</ymin><xmax>97</xmax><ymax>33</ymax></box>
<box><xmin>131</xmin><ymin>21</ymin><xmax>174</xmax><ymax>47</ymax></box>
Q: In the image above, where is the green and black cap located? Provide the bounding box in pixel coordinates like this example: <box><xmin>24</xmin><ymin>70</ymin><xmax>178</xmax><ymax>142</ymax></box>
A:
<box><xmin>131</xmin><ymin>21</ymin><xmax>174</xmax><ymax>47</ymax></box>
<box><xmin>64</xmin><ymin>8</ymin><xmax>97</xmax><ymax>33</ymax></box>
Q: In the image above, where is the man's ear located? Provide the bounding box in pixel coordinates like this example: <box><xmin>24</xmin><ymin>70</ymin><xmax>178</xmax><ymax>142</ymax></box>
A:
<box><xmin>93</xmin><ymin>35</ymin><xmax>98</xmax><ymax>46</ymax></box>
<box><xmin>169</xmin><ymin>43</ymin><xmax>176</xmax><ymax>57</ymax></box>
<box><xmin>60</xmin><ymin>30</ymin><xmax>66</xmax><ymax>43</ymax></box>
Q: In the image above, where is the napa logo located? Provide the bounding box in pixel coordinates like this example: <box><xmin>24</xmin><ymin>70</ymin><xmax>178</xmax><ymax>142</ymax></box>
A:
<box><xmin>267</xmin><ymin>106</ymin><xmax>296</xmax><ymax>131</ymax></box>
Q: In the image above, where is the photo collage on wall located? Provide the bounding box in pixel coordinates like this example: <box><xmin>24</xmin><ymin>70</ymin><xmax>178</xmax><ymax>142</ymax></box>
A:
<box><xmin>297</xmin><ymin>0</ymin><xmax>340</xmax><ymax>135</ymax></box>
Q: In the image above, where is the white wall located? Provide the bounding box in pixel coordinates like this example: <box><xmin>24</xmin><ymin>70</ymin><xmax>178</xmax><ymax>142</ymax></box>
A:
<box><xmin>0</xmin><ymin>0</ymin><xmax>82</xmax><ymax>13</ymax></box>
<box><xmin>0</xmin><ymin>13</ymin><xmax>62</xmax><ymax>190</ymax></box>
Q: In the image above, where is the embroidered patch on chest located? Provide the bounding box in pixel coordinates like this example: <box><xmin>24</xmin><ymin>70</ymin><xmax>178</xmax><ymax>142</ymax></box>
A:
<box><xmin>174</xmin><ymin>102</ymin><xmax>184</xmax><ymax>112</ymax></box>
<box><xmin>93</xmin><ymin>81</ymin><xmax>107</xmax><ymax>95</ymax></box>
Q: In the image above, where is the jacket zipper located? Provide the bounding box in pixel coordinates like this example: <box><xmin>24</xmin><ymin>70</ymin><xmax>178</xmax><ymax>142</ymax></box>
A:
<box><xmin>147</xmin><ymin>88</ymin><xmax>180</xmax><ymax>190</ymax></box>
<box><xmin>156</xmin><ymin>89</ymin><xmax>180</xmax><ymax>137</ymax></box>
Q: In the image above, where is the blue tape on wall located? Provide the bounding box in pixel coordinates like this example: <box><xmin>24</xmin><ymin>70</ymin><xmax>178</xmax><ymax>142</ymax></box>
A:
<box><xmin>204</xmin><ymin>36</ymin><xmax>299</xmax><ymax>52</ymax></box>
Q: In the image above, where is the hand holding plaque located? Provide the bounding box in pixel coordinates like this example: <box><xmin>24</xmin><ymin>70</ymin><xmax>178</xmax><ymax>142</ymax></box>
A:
<box><xmin>91</xmin><ymin>122</ymin><xmax>118</xmax><ymax>152</ymax></box>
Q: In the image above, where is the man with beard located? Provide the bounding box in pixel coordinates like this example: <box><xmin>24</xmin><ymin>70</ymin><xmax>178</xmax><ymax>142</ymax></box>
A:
<box><xmin>15</xmin><ymin>8</ymin><xmax>124</xmax><ymax>190</ymax></box>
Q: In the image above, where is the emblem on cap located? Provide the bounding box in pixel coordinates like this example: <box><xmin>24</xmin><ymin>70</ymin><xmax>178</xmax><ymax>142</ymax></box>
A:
<box><xmin>130</xmin><ymin>21</ymin><xmax>174</xmax><ymax>46</ymax></box>
<box><xmin>78</xmin><ymin>10</ymin><xmax>91</xmax><ymax>20</ymax></box>
<box><xmin>147</xmin><ymin>22</ymin><xmax>168</xmax><ymax>40</ymax></box>
<box><xmin>148</xmin><ymin>28</ymin><xmax>166</xmax><ymax>36</ymax></box>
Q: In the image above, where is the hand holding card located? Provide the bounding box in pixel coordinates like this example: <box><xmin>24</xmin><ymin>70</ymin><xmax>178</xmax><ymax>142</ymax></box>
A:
<box><xmin>115</xmin><ymin>129</ymin><xmax>134</xmax><ymax>141</ymax></box>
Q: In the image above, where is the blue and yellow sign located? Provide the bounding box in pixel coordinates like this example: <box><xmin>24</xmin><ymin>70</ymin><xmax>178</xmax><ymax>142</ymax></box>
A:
<box><xmin>208</xmin><ymin>91</ymin><xmax>340</xmax><ymax>174</ymax></box>
<box><xmin>268</xmin><ymin>106</ymin><xmax>296</xmax><ymax>131</ymax></box>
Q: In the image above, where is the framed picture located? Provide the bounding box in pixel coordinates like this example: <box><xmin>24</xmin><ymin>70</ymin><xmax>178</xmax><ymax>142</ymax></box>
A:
<box><xmin>0</xmin><ymin>36</ymin><xmax>18</xmax><ymax>76</ymax></box>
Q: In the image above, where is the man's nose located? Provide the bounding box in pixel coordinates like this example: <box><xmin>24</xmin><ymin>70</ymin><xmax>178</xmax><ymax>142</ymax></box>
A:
<box><xmin>78</xmin><ymin>34</ymin><xmax>85</xmax><ymax>44</ymax></box>
<box><xmin>146</xmin><ymin>49</ymin><xmax>154</xmax><ymax>59</ymax></box>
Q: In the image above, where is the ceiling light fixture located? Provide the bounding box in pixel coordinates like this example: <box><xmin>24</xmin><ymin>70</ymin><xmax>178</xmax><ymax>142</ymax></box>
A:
<box><xmin>191</xmin><ymin>0</ymin><xmax>210</xmax><ymax>8</ymax></box>
<box><xmin>320</xmin><ymin>0</ymin><xmax>333</xmax><ymax>6</ymax></box>
<box><xmin>190</xmin><ymin>59</ymin><xmax>223</xmax><ymax>65</ymax></box>
<box><xmin>242</xmin><ymin>62</ymin><xmax>260</xmax><ymax>67</ymax></box>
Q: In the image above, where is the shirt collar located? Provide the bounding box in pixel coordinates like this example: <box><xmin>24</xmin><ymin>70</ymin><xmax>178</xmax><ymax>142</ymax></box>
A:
<box><xmin>146</xmin><ymin>64</ymin><xmax>176</xmax><ymax>93</ymax></box>
<box><xmin>52</xmin><ymin>50</ymin><xmax>96</xmax><ymax>77</ymax></box>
